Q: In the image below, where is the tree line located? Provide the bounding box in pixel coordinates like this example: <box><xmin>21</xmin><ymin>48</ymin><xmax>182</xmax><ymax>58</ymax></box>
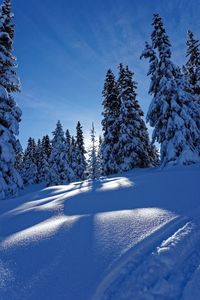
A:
<box><xmin>17</xmin><ymin>121</ymin><xmax>102</xmax><ymax>185</ymax></box>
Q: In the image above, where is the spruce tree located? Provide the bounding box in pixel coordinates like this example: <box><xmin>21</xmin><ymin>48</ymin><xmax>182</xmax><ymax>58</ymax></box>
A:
<box><xmin>101</xmin><ymin>69</ymin><xmax>120</xmax><ymax>175</ymax></box>
<box><xmin>141</xmin><ymin>14</ymin><xmax>200</xmax><ymax>166</ymax></box>
<box><xmin>41</xmin><ymin>134</ymin><xmax>52</xmax><ymax>158</ymax></box>
<box><xmin>0</xmin><ymin>0</ymin><xmax>20</xmax><ymax>92</ymax></box>
<box><xmin>70</xmin><ymin>136</ymin><xmax>77</xmax><ymax>178</ymax></box>
<box><xmin>148</xmin><ymin>143</ymin><xmax>160</xmax><ymax>167</ymax></box>
<box><xmin>185</xmin><ymin>30</ymin><xmax>200</xmax><ymax>99</ymax></box>
<box><xmin>34</xmin><ymin>139</ymin><xmax>49</xmax><ymax>183</ymax></box>
<box><xmin>97</xmin><ymin>135</ymin><xmax>103</xmax><ymax>177</ymax></box>
<box><xmin>74</xmin><ymin>121</ymin><xmax>86</xmax><ymax>180</ymax></box>
<box><xmin>0</xmin><ymin>0</ymin><xmax>22</xmax><ymax>198</ymax></box>
<box><xmin>36</xmin><ymin>139</ymin><xmax>49</xmax><ymax>183</ymax></box>
<box><xmin>87</xmin><ymin>123</ymin><xmax>98</xmax><ymax>179</ymax></box>
<box><xmin>22</xmin><ymin>138</ymin><xmax>37</xmax><ymax>185</ymax></box>
<box><xmin>47</xmin><ymin>121</ymin><xmax>74</xmax><ymax>186</ymax></box>
<box><xmin>15</xmin><ymin>140</ymin><xmax>24</xmax><ymax>173</ymax></box>
<box><xmin>65</xmin><ymin>129</ymin><xmax>72</xmax><ymax>167</ymax></box>
<box><xmin>117</xmin><ymin>64</ymin><xmax>152</xmax><ymax>171</ymax></box>
<box><xmin>176</xmin><ymin>66</ymin><xmax>200</xmax><ymax>131</ymax></box>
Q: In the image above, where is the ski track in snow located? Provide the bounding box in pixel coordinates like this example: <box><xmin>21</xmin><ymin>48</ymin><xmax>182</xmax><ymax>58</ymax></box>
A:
<box><xmin>93</xmin><ymin>217</ymin><xmax>200</xmax><ymax>300</ymax></box>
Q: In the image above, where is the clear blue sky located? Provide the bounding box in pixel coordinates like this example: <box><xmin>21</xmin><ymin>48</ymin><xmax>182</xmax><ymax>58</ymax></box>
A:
<box><xmin>12</xmin><ymin>0</ymin><xmax>200</xmax><ymax>148</ymax></box>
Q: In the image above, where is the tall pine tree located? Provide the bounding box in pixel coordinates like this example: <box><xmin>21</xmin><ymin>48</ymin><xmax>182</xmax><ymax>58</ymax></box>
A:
<box><xmin>0</xmin><ymin>0</ymin><xmax>20</xmax><ymax>92</ymax></box>
<box><xmin>101</xmin><ymin>69</ymin><xmax>120</xmax><ymax>175</ymax></box>
<box><xmin>185</xmin><ymin>30</ymin><xmax>200</xmax><ymax>99</ymax></box>
<box><xmin>0</xmin><ymin>0</ymin><xmax>22</xmax><ymax>198</ymax></box>
<box><xmin>117</xmin><ymin>64</ymin><xmax>152</xmax><ymax>171</ymax></box>
<box><xmin>74</xmin><ymin>121</ymin><xmax>86</xmax><ymax>180</ymax></box>
<box><xmin>141</xmin><ymin>14</ymin><xmax>200</xmax><ymax>166</ymax></box>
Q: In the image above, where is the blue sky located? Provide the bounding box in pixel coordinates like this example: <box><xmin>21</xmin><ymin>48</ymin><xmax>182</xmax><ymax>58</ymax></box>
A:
<box><xmin>12</xmin><ymin>0</ymin><xmax>200</xmax><ymax>148</ymax></box>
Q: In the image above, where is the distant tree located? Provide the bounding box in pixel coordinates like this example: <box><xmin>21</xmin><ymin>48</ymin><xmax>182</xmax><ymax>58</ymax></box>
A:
<box><xmin>148</xmin><ymin>143</ymin><xmax>160</xmax><ymax>167</ymax></box>
<box><xmin>87</xmin><ymin>123</ymin><xmax>99</xmax><ymax>179</ymax></box>
<box><xmin>74</xmin><ymin>121</ymin><xmax>86</xmax><ymax>180</ymax></box>
<box><xmin>22</xmin><ymin>137</ymin><xmax>37</xmax><ymax>185</ymax></box>
<box><xmin>185</xmin><ymin>30</ymin><xmax>200</xmax><ymax>99</ymax></box>
<box><xmin>141</xmin><ymin>14</ymin><xmax>200</xmax><ymax>166</ymax></box>
<box><xmin>47</xmin><ymin>121</ymin><xmax>74</xmax><ymax>186</ymax></box>
<box><xmin>65</xmin><ymin>129</ymin><xmax>72</xmax><ymax>166</ymax></box>
<box><xmin>35</xmin><ymin>139</ymin><xmax>49</xmax><ymax>183</ymax></box>
<box><xmin>41</xmin><ymin>134</ymin><xmax>52</xmax><ymax>158</ymax></box>
<box><xmin>70</xmin><ymin>136</ymin><xmax>77</xmax><ymax>178</ymax></box>
<box><xmin>101</xmin><ymin>69</ymin><xmax>120</xmax><ymax>175</ymax></box>
<box><xmin>97</xmin><ymin>135</ymin><xmax>103</xmax><ymax>177</ymax></box>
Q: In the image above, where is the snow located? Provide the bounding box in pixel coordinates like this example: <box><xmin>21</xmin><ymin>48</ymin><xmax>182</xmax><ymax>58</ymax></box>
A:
<box><xmin>0</xmin><ymin>164</ymin><xmax>200</xmax><ymax>300</ymax></box>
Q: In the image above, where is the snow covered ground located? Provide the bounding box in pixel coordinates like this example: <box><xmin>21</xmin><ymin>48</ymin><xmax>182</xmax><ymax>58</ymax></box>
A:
<box><xmin>0</xmin><ymin>164</ymin><xmax>200</xmax><ymax>300</ymax></box>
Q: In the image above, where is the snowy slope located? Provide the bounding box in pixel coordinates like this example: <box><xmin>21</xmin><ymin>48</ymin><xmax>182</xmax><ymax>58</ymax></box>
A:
<box><xmin>0</xmin><ymin>165</ymin><xmax>200</xmax><ymax>300</ymax></box>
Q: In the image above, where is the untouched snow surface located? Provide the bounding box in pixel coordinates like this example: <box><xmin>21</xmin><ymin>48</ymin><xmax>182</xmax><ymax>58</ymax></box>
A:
<box><xmin>0</xmin><ymin>165</ymin><xmax>200</xmax><ymax>300</ymax></box>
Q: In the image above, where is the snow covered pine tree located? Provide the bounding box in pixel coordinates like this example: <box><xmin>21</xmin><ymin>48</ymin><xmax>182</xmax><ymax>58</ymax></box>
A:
<box><xmin>97</xmin><ymin>135</ymin><xmax>103</xmax><ymax>177</ymax></box>
<box><xmin>141</xmin><ymin>14</ymin><xmax>200</xmax><ymax>166</ymax></box>
<box><xmin>185</xmin><ymin>30</ymin><xmax>200</xmax><ymax>102</ymax></box>
<box><xmin>87</xmin><ymin>123</ymin><xmax>99</xmax><ymax>179</ymax></box>
<box><xmin>0</xmin><ymin>0</ymin><xmax>23</xmax><ymax>199</ymax></box>
<box><xmin>35</xmin><ymin>139</ymin><xmax>50</xmax><ymax>183</ymax></box>
<box><xmin>21</xmin><ymin>138</ymin><xmax>37</xmax><ymax>185</ymax></box>
<box><xmin>47</xmin><ymin>121</ymin><xmax>74</xmax><ymax>186</ymax></box>
<box><xmin>117</xmin><ymin>63</ymin><xmax>154</xmax><ymax>171</ymax></box>
<box><xmin>74</xmin><ymin>121</ymin><xmax>86</xmax><ymax>180</ymax></box>
<box><xmin>41</xmin><ymin>134</ymin><xmax>52</xmax><ymax>159</ymax></box>
<box><xmin>101</xmin><ymin>69</ymin><xmax>120</xmax><ymax>175</ymax></box>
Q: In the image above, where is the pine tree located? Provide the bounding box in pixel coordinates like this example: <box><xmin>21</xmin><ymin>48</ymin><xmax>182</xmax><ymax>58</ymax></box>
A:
<box><xmin>176</xmin><ymin>66</ymin><xmax>200</xmax><ymax>134</ymax></box>
<box><xmin>22</xmin><ymin>137</ymin><xmax>37</xmax><ymax>185</ymax></box>
<box><xmin>0</xmin><ymin>0</ymin><xmax>20</xmax><ymax>92</ymax></box>
<box><xmin>101</xmin><ymin>69</ymin><xmax>120</xmax><ymax>175</ymax></box>
<box><xmin>35</xmin><ymin>139</ymin><xmax>42</xmax><ymax>167</ymax></box>
<box><xmin>34</xmin><ymin>139</ymin><xmax>49</xmax><ymax>183</ymax></box>
<box><xmin>70</xmin><ymin>136</ymin><xmax>77</xmax><ymax>178</ymax></box>
<box><xmin>0</xmin><ymin>0</ymin><xmax>22</xmax><ymax>198</ymax></box>
<box><xmin>141</xmin><ymin>14</ymin><xmax>200</xmax><ymax>166</ymax></box>
<box><xmin>184</xmin><ymin>31</ymin><xmax>200</xmax><ymax>154</ymax></box>
<box><xmin>15</xmin><ymin>139</ymin><xmax>24</xmax><ymax>172</ymax></box>
<box><xmin>47</xmin><ymin>121</ymin><xmax>74</xmax><ymax>186</ymax></box>
<box><xmin>36</xmin><ymin>139</ymin><xmax>49</xmax><ymax>183</ymax></box>
<box><xmin>74</xmin><ymin>121</ymin><xmax>86</xmax><ymax>180</ymax></box>
<box><xmin>65</xmin><ymin>129</ymin><xmax>72</xmax><ymax>167</ymax></box>
<box><xmin>87</xmin><ymin>123</ymin><xmax>98</xmax><ymax>179</ymax></box>
<box><xmin>185</xmin><ymin>30</ymin><xmax>200</xmax><ymax>99</ymax></box>
<box><xmin>97</xmin><ymin>135</ymin><xmax>103</xmax><ymax>177</ymax></box>
<box><xmin>140</xmin><ymin>42</ymin><xmax>159</xmax><ymax>95</ymax></box>
<box><xmin>117</xmin><ymin>64</ymin><xmax>152</xmax><ymax>171</ymax></box>
<box><xmin>148</xmin><ymin>143</ymin><xmax>160</xmax><ymax>167</ymax></box>
<box><xmin>41</xmin><ymin>134</ymin><xmax>52</xmax><ymax>158</ymax></box>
